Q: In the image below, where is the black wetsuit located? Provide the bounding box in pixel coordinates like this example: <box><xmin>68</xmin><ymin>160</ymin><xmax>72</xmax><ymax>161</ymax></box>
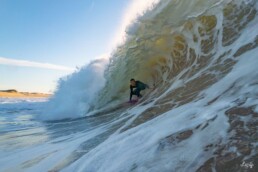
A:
<box><xmin>130</xmin><ymin>81</ymin><xmax>149</xmax><ymax>101</ymax></box>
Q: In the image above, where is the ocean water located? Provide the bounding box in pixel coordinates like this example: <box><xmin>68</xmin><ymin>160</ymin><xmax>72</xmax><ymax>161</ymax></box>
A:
<box><xmin>1</xmin><ymin>0</ymin><xmax>258</xmax><ymax>171</ymax></box>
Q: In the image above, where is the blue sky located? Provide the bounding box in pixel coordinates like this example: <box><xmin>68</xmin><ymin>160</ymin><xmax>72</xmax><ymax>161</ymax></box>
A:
<box><xmin>0</xmin><ymin>0</ymin><xmax>130</xmax><ymax>93</ymax></box>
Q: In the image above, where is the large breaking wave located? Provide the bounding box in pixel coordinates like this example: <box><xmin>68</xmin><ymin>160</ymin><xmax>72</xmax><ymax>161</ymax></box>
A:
<box><xmin>41</xmin><ymin>0</ymin><xmax>258</xmax><ymax>121</ymax></box>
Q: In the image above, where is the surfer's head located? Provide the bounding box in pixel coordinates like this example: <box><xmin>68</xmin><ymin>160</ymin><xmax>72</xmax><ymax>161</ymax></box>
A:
<box><xmin>130</xmin><ymin>78</ymin><xmax>136</xmax><ymax>86</ymax></box>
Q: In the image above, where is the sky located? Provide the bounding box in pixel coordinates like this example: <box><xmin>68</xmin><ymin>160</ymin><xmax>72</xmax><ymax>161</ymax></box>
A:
<box><xmin>0</xmin><ymin>0</ymin><xmax>130</xmax><ymax>93</ymax></box>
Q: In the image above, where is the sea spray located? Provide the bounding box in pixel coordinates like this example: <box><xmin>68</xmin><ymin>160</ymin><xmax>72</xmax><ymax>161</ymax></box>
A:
<box><xmin>40</xmin><ymin>58</ymin><xmax>108</xmax><ymax>120</ymax></box>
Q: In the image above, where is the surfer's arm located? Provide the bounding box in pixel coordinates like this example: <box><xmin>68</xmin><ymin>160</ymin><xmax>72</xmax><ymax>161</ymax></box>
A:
<box><xmin>130</xmin><ymin>85</ymin><xmax>133</xmax><ymax>101</ymax></box>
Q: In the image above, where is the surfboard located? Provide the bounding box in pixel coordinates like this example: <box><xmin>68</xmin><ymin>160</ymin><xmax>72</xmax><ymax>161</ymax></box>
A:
<box><xmin>129</xmin><ymin>99</ymin><xmax>138</xmax><ymax>104</ymax></box>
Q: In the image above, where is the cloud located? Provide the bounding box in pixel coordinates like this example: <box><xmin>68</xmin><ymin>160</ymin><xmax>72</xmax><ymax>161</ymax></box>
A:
<box><xmin>0</xmin><ymin>57</ymin><xmax>75</xmax><ymax>71</ymax></box>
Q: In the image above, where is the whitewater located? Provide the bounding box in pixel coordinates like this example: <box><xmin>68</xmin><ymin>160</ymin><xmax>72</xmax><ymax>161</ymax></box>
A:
<box><xmin>1</xmin><ymin>0</ymin><xmax>258</xmax><ymax>171</ymax></box>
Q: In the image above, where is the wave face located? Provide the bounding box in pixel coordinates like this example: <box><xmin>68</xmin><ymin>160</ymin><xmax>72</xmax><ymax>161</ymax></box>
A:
<box><xmin>96</xmin><ymin>0</ymin><xmax>258</xmax><ymax>108</ymax></box>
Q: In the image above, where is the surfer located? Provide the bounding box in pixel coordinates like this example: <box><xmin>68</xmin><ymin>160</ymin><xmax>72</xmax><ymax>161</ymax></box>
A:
<box><xmin>129</xmin><ymin>78</ymin><xmax>149</xmax><ymax>102</ymax></box>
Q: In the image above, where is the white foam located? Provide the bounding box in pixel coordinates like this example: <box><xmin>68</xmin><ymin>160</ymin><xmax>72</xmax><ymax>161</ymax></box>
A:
<box><xmin>61</xmin><ymin>44</ymin><xmax>258</xmax><ymax>171</ymax></box>
<box><xmin>39</xmin><ymin>58</ymin><xmax>108</xmax><ymax>121</ymax></box>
